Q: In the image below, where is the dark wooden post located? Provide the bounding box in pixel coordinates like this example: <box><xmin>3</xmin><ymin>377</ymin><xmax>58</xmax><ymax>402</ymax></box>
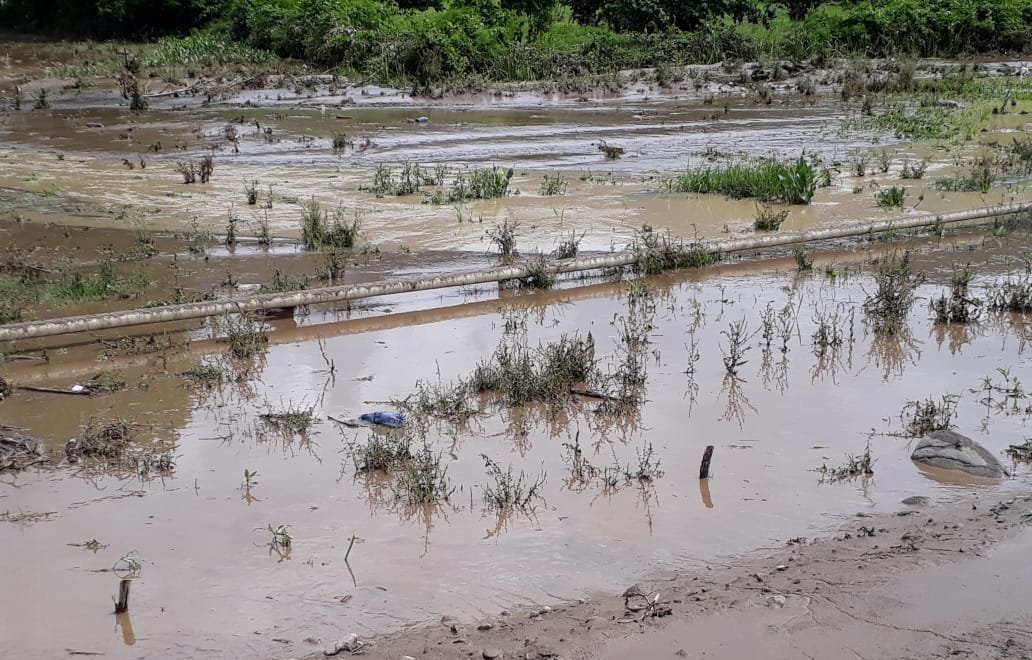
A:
<box><xmin>699</xmin><ymin>445</ymin><xmax>714</xmax><ymax>480</ymax></box>
<box><xmin>115</xmin><ymin>579</ymin><xmax>131</xmax><ymax>613</ymax></box>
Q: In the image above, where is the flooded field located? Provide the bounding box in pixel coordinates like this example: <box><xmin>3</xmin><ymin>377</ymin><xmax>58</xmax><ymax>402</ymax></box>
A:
<box><xmin>2</xmin><ymin>45</ymin><xmax>1032</xmax><ymax>660</ymax></box>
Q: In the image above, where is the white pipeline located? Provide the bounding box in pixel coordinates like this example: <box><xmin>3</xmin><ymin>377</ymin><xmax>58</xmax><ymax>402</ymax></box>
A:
<box><xmin>1</xmin><ymin>201</ymin><xmax>1029</xmax><ymax>342</ymax></box>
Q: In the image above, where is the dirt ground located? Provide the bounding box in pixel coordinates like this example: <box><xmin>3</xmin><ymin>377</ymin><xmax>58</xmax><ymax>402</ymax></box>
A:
<box><xmin>333</xmin><ymin>489</ymin><xmax>1032</xmax><ymax>660</ymax></box>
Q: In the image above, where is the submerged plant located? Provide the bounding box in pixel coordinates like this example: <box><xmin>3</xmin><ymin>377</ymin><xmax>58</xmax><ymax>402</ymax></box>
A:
<box><xmin>901</xmin><ymin>395</ymin><xmax>959</xmax><ymax>436</ymax></box>
<box><xmin>480</xmin><ymin>454</ymin><xmax>546</xmax><ymax>513</ymax></box>
<box><xmin>863</xmin><ymin>252</ymin><xmax>923</xmax><ymax>336</ymax></box>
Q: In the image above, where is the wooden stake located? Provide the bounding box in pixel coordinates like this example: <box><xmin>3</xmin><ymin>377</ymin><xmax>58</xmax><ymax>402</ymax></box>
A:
<box><xmin>115</xmin><ymin>579</ymin><xmax>131</xmax><ymax>613</ymax></box>
<box><xmin>699</xmin><ymin>445</ymin><xmax>714</xmax><ymax>480</ymax></box>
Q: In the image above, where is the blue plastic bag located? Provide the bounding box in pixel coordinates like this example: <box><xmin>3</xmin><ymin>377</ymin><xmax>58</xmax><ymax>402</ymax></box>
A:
<box><xmin>359</xmin><ymin>411</ymin><xmax>405</xmax><ymax>428</ymax></box>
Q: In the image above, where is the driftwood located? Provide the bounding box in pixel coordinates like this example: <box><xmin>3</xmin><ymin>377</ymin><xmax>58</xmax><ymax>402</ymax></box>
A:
<box><xmin>0</xmin><ymin>426</ymin><xmax>46</xmax><ymax>472</ymax></box>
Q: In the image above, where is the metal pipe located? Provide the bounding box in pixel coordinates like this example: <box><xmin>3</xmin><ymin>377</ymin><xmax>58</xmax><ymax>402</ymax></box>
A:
<box><xmin>1</xmin><ymin>201</ymin><xmax>1029</xmax><ymax>342</ymax></box>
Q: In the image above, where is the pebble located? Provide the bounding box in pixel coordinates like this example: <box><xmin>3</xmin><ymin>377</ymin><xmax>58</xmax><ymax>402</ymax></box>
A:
<box><xmin>477</xmin><ymin>623</ymin><xmax>493</xmax><ymax>631</ymax></box>
<box><xmin>768</xmin><ymin>594</ymin><xmax>787</xmax><ymax>607</ymax></box>
<box><xmin>483</xmin><ymin>648</ymin><xmax>503</xmax><ymax>659</ymax></box>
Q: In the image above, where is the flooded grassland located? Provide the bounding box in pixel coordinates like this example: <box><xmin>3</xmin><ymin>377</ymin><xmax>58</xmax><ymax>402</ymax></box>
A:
<box><xmin>1</xmin><ymin>46</ymin><xmax>1032</xmax><ymax>659</ymax></box>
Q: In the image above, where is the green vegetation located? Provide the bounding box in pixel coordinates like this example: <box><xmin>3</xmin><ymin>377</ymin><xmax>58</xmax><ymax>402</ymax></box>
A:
<box><xmin>4</xmin><ymin>1</ymin><xmax>1028</xmax><ymax>86</ymax></box>
<box><xmin>300</xmin><ymin>198</ymin><xmax>360</xmax><ymax>250</ymax></box>
<box><xmin>753</xmin><ymin>204</ymin><xmax>789</xmax><ymax>231</ymax></box>
<box><xmin>667</xmin><ymin>157</ymin><xmax>821</xmax><ymax>205</ymax></box>
<box><xmin>875</xmin><ymin>185</ymin><xmax>906</xmax><ymax>208</ymax></box>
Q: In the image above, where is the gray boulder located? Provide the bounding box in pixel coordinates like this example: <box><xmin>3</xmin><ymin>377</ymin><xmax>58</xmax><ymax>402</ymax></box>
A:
<box><xmin>911</xmin><ymin>430</ymin><xmax>1005</xmax><ymax>478</ymax></box>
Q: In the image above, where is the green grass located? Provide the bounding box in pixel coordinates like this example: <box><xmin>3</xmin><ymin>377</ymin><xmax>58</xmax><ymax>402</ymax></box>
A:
<box><xmin>666</xmin><ymin>157</ymin><xmax>820</xmax><ymax>204</ymax></box>
<box><xmin>300</xmin><ymin>198</ymin><xmax>360</xmax><ymax>250</ymax></box>
<box><xmin>143</xmin><ymin>34</ymin><xmax>276</xmax><ymax>67</ymax></box>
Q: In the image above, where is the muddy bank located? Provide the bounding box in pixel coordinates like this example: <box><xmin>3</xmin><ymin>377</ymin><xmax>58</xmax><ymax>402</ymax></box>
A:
<box><xmin>346</xmin><ymin>489</ymin><xmax>1032</xmax><ymax>660</ymax></box>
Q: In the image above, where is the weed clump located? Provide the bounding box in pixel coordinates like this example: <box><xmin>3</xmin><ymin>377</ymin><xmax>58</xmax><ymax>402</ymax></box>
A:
<box><xmin>65</xmin><ymin>416</ymin><xmax>175</xmax><ymax>478</ymax></box>
<box><xmin>817</xmin><ymin>445</ymin><xmax>874</xmax><ymax>483</ymax></box>
<box><xmin>260</xmin><ymin>402</ymin><xmax>316</xmax><ymax>435</ymax></box>
<box><xmin>668</xmin><ymin>157</ymin><xmax>820</xmax><ymax>204</ymax></box>
<box><xmin>180</xmin><ymin>361</ymin><xmax>227</xmax><ymax>387</ymax></box>
<box><xmin>936</xmin><ymin>155</ymin><xmax>997</xmax><ymax>193</ymax></box>
<box><xmin>931</xmin><ymin>267</ymin><xmax>981</xmax><ymax>324</ymax></box>
<box><xmin>901</xmin><ymin>395</ymin><xmax>959</xmax><ymax>436</ymax></box>
<box><xmin>515</xmin><ymin>253</ymin><xmax>555</xmax><ymax>289</ymax></box>
<box><xmin>552</xmin><ymin>231</ymin><xmax>583</xmax><ymax>259</ymax></box>
<box><xmin>175</xmin><ymin>154</ymin><xmax>214</xmax><ymax>184</ymax></box>
<box><xmin>350</xmin><ymin>432</ymin><xmax>413</xmax><ymax>473</ymax></box>
<box><xmin>753</xmin><ymin>204</ymin><xmax>789</xmax><ymax>231</ymax></box>
<box><xmin>391</xmin><ymin>443</ymin><xmax>451</xmax><ymax>505</ymax></box>
<box><xmin>471</xmin><ymin>331</ymin><xmax>596</xmax><ymax>410</ymax></box>
<box><xmin>875</xmin><ymin>186</ymin><xmax>907</xmax><ymax>208</ymax></box>
<box><xmin>481</xmin><ymin>454</ymin><xmax>546</xmax><ymax>513</ymax></box>
<box><xmin>221</xmin><ymin>314</ymin><xmax>269</xmax><ymax>359</ymax></box>
<box><xmin>540</xmin><ymin>173</ymin><xmax>568</xmax><ymax>196</ymax></box>
<box><xmin>300</xmin><ymin>198</ymin><xmax>360</xmax><ymax>250</ymax></box>
<box><xmin>486</xmin><ymin>218</ymin><xmax>518</xmax><ymax>259</ymax></box>
<box><xmin>863</xmin><ymin>252</ymin><xmax>923</xmax><ymax>336</ymax></box>
<box><xmin>631</xmin><ymin>225</ymin><xmax>719</xmax><ymax>276</ymax></box>
<box><xmin>987</xmin><ymin>276</ymin><xmax>1032</xmax><ymax>313</ymax></box>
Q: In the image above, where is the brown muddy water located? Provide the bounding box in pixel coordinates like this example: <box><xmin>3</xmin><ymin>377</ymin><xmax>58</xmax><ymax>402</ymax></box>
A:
<box><xmin>2</xmin><ymin>231</ymin><xmax>1032</xmax><ymax>659</ymax></box>
<box><xmin>2</xmin><ymin>49</ymin><xmax>1032</xmax><ymax>659</ymax></box>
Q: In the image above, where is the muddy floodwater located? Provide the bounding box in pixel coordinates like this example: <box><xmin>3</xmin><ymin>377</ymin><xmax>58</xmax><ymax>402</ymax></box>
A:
<box><xmin>3</xmin><ymin>234</ymin><xmax>1032</xmax><ymax>659</ymax></box>
<box><xmin>2</xmin><ymin>49</ymin><xmax>1032</xmax><ymax>660</ymax></box>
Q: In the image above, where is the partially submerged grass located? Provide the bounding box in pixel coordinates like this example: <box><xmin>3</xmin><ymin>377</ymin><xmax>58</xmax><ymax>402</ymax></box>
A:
<box><xmin>863</xmin><ymin>251</ymin><xmax>923</xmax><ymax>336</ymax></box>
<box><xmin>176</xmin><ymin>154</ymin><xmax>214</xmax><ymax>184</ymax></box>
<box><xmin>481</xmin><ymin>454</ymin><xmax>546</xmax><ymax>513</ymax></box>
<box><xmin>88</xmin><ymin>371</ymin><xmax>126</xmax><ymax>394</ymax></box>
<box><xmin>666</xmin><ymin>157</ymin><xmax>821</xmax><ymax>204</ymax></box>
<box><xmin>753</xmin><ymin>204</ymin><xmax>789</xmax><ymax>231</ymax></box>
<box><xmin>936</xmin><ymin>155</ymin><xmax>998</xmax><ymax>193</ymax></box>
<box><xmin>260</xmin><ymin>401</ymin><xmax>316</xmax><ymax>435</ymax></box>
<box><xmin>400</xmin><ymin>378</ymin><xmax>478</xmax><ymax>421</ymax></box>
<box><xmin>180</xmin><ymin>361</ymin><xmax>228</xmax><ymax>387</ymax></box>
<box><xmin>471</xmin><ymin>331</ymin><xmax>596</xmax><ymax>410</ymax></box>
<box><xmin>875</xmin><ymin>185</ymin><xmax>907</xmax><ymax>208</ymax></box>
<box><xmin>391</xmin><ymin>442</ymin><xmax>451</xmax><ymax>505</ymax></box>
<box><xmin>540</xmin><ymin>173</ymin><xmax>568</xmax><ymax>196</ymax></box>
<box><xmin>630</xmin><ymin>225</ymin><xmax>719</xmax><ymax>276</ymax></box>
<box><xmin>817</xmin><ymin>445</ymin><xmax>874</xmax><ymax>483</ymax></box>
<box><xmin>987</xmin><ymin>276</ymin><xmax>1032</xmax><ymax>313</ymax></box>
<box><xmin>349</xmin><ymin>432</ymin><xmax>413</xmax><ymax>473</ymax></box>
<box><xmin>221</xmin><ymin>314</ymin><xmax>269</xmax><ymax>359</ymax></box>
<box><xmin>65</xmin><ymin>418</ymin><xmax>173</xmax><ymax>477</ymax></box>
<box><xmin>931</xmin><ymin>267</ymin><xmax>981</xmax><ymax>324</ymax></box>
<box><xmin>552</xmin><ymin>231</ymin><xmax>584</xmax><ymax>259</ymax></box>
<box><xmin>486</xmin><ymin>218</ymin><xmax>518</xmax><ymax>259</ymax></box>
<box><xmin>300</xmin><ymin>198</ymin><xmax>360</xmax><ymax>250</ymax></box>
<box><xmin>901</xmin><ymin>394</ymin><xmax>959</xmax><ymax>436</ymax></box>
<box><xmin>514</xmin><ymin>254</ymin><xmax>555</xmax><ymax>290</ymax></box>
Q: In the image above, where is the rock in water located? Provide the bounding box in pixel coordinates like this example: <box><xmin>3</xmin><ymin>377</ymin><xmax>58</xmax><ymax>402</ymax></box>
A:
<box><xmin>911</xmin><ymin>431</ymin><xmax>1005</xmax><ymax>478</ymax></box>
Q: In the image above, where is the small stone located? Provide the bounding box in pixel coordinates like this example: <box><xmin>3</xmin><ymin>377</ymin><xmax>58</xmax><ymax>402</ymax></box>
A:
<box><xmin>483</xmin><ymin>648</ymin><xmax>503</xmax><ymax>659</ymax></box>
<box><xmin>540</xmin><ymin>606</ymin><xmax>552</xmax><ymax>614</ymax></box>
<box><xmin>776</xmin><ymin>565</ymin><xmax>788</xmax><ymax>571</ymax></box>
<box><xmin>902</xmin><ymin>495</ymin><xmax>930</xmax><ymax>506</ymax></box>
<box><xmin>401</xmin><ymin>656</ymin><xmax>416</xmax><ymax>660</ymax></box>
<box><xmin>768</xmin><ymin>594</ymin><xmax>787</xmax><ymax>607</ymax></box>
<box><xmin>477</xmin><ymin>623</ymin><xmax>493</xmax><ymax>631</ymax></box>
